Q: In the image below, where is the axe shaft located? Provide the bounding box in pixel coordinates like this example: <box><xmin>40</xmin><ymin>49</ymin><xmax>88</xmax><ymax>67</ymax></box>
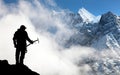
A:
<box><xmin>27</xmin><ymin>38</ymin><xmax>39</xmax><ymax>47</ymax></box>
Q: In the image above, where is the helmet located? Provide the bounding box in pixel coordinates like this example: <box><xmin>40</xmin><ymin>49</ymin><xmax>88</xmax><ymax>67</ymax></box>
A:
<box><xmin>20</xmin><ymin>25</ymin><xmax>26</xmax><ymax>30</ymax></box>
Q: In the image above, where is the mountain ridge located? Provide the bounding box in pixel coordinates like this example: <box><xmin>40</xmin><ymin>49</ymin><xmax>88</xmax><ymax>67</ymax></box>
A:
<box><xmin>64</xmin><ymin>10</ymin><xmax>120</xmax><ymax>51</ymax></box>
<box><xmin>65</xmin><ymin>10</ymin><xmax>120</xmax><ymax>75</ymax></box>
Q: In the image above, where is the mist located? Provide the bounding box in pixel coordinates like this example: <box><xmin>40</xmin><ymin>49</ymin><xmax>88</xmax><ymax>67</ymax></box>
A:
<box><xmin>0</xmin><ymin>0</ymin><xmax>118</xmax><ymax>75</ymax></box>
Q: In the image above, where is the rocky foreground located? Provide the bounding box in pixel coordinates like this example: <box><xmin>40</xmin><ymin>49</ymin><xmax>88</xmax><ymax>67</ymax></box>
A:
<box><xmin>0</xmin><ymin>60</ymin><xmax>39</xmax><ymax>75</ymax></box>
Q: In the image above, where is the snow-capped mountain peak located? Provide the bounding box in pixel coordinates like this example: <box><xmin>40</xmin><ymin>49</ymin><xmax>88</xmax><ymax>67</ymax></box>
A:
<box><xmin>78</xmin><ymin>8</ymin><xmax>96</xmax><ymax>23</ymax></box>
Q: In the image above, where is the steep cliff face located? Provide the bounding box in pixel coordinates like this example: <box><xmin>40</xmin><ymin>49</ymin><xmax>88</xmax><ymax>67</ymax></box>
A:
<box><xmin>91</xmin><ymin>12</ymin><xmax>120</xmax><ymax>50</ymax></box>
<box><xmin>0</xmin><ymin>60</ymin><xmax>39</xmax><ymax>75</ymax></box>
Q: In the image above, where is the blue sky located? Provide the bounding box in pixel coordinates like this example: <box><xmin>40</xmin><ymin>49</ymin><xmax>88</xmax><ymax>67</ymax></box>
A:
<box><xmin>3</xmin><ymin>0</ymin><xmax>18</xmax><ymax>4</ymax></box>
<box><xmin>55</xmin><ymin>0</ymin><xmax>120</xmax><ymax>16</ymax></box>
<box><xmin>3</xmin><ymin>0</ymin><xmax>120</xmax><ymax>16</ymax></box>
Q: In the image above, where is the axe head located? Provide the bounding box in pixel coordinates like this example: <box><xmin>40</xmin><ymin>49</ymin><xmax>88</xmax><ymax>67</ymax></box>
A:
<box><xmin>33</xmin><ymin>38</ymin><xmax>39</xmax><ymax>43</ymax></box>
<box><xmin>37</xmin><ymin>38</ymin><xmax>39</xmax><ymax>43</ymax></box>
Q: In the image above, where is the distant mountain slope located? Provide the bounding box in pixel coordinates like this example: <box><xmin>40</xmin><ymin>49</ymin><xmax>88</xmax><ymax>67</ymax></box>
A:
<box><xmin>92</xmin><ymin>11</ymin><xmax>120</xmax><ymax>50</ymax></box>
<box><xmin>64</xmin><ymin>9</ymin><xmax>120</xmax><ymax>51</ymax></box>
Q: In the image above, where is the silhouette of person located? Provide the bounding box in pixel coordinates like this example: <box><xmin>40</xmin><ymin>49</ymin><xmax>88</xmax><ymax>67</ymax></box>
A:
<box><xmin>13</xmin><ymin>25</ymin><xmax>33</xmax><ymax>65</ymax></box>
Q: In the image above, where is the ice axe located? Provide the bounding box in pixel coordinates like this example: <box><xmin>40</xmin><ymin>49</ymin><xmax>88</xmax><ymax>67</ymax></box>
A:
<box><xmin>27</xmin><ymin>38</ymin><xmax>39</xmax><ymax>47</ymax></box>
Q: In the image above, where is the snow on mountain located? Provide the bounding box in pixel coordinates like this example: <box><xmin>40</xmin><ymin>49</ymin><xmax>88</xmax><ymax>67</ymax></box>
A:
<box><xmin>66</xmin><ymin>11</ymin><xmax>120</xmax><ymax>50</ymax></box>
<box><xmin>62</xmin><ymin>8</ymin><xmax>120</xmax><ymax>75</ymax></box>
<box><xmin>78</xmin><ymin>8</ymin><xmax>100</xmax><ymax>23</ymax></box>
<box><xmin>93</xmin><ymin>11</ymin><xmax>120</xmax><ymax>49</ymax></box>
<box><xmin>78</xmin><ymin>8</ymin><xmax>95</xmax><ymax>22</ymax></box>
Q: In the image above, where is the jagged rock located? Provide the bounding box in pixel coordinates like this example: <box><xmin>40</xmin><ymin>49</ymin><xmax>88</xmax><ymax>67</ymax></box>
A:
<box><xmin>99</xmin><ymin>11</ymin><xmax>117</xmax><ymax>25</ymax></box>
<box><xmin>0</xmin><ymin>60</ymin><xmax>39</xmax><ymax>75</ymax></box>
<box><xmin>64</xmin><ymin>11</ymin><xmax>120</xmax><ymax>50</ymax></box>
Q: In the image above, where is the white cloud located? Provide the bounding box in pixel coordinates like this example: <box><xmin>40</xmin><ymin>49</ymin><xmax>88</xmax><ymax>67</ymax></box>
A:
<box><xmin>0</xmin><ymin>0</ymin><xmax>80</xmax><ymax>75</ymax></box>
<box><xmin>0</xmin><ymin>1</ymin><xmax>8</xmax><ymax>18</ymax></box>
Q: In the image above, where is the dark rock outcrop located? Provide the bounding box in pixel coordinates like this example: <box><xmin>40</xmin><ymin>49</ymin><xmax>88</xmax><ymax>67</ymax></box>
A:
<box><xmin>0</xmin><ymin>60</ymin><xmax>39</xmax><ymax>75</ymax></box>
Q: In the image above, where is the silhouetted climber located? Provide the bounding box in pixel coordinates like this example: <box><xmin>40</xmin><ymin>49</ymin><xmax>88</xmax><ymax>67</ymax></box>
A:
<box><xmin>13</xmin><ymin>25</ymin><xmax>33</xmax><ymax>65</ymax></box>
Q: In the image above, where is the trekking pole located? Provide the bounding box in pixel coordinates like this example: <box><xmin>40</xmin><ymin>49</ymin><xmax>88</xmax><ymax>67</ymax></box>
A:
<box><xmin>27</xmin><ymin>38</ymin><xmax>39</xmax><ymax>47</ymax></box>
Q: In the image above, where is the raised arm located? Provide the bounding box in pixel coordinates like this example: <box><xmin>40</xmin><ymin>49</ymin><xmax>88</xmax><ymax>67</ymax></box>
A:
<box><xmin>25</xmin><ymin>31</ymin><xmax>33</xmax><ymax>44</ymax></box>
